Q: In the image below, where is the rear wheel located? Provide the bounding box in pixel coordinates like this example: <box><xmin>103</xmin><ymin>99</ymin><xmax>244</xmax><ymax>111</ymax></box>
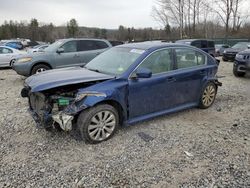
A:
<box><xmin>31</xmin><ymin>64</ymin><xmax>51</xmax><ymax>75</ymax></box>
<box><xmin>77</xmin><ymin>104</ymin><xmax>119</xmax><ymax>144</ymax></box>
<box><xmin>199</xmin><ymin>82</ymin><xmax>217</xmax><ymax>109</ymax></box>
<box><xmin>233</xmin><ymin>66</ymin><xmax>245</xmax><ymax>77</ymax></box>
<box><xmin>10</xmin><ymin>59</ymin><xmax>15</xmax><ymax>67</ymax></box>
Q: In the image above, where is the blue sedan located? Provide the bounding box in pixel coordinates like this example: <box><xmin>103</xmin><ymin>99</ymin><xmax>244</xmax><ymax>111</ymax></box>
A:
<box><xmin>21</xmin><ymin>42</ymin><xmax>222</xmax><ymax>143</ymax></box>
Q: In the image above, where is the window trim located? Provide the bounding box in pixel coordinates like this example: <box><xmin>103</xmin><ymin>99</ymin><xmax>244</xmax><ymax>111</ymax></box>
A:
<box><xmin>129</xmin><ymin>47</ymin><xmax>175</xmax><ymax>79</ymax></box>
<box><xmin>173</xmin><ymin>47</ymin><xmax>208</xmax><ymax>71</ymax></box>
<box><xmin>129</xmin><ymin>47</ymin><xmax>208</xmax><ymax>80</ymax></box>
<box><xmin>59</xmin><ymin>40</ymin><xmax>78</xmax><ymax>53</ymax></box>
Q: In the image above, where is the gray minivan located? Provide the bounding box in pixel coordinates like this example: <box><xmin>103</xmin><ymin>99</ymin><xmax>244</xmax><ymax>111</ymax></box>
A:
<box><xmin>13</xmin><ymin>38</ymin><xmax>112</xmax><ymax>76</ymax></box>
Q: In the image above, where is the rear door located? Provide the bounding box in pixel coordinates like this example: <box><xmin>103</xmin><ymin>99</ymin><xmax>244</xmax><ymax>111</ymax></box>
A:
<box><xmin>78</xmin><ymin>40</ymin><xmax>110</xmax><ymax>66</ymax></box>
<box><xmin>172</xmin><ymin>47</ymin><xmax>209</xmax><ymax>105</ymax></box>
<box><xmin>55</xmin><ymin>40</ymin><xmax>80</xmax><ymax>68</ymax></box>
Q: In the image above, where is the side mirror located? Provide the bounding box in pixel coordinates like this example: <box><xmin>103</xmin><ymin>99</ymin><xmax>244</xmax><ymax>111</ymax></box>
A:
<box><xmin>57</xmin><ymin>48</ymin><xmax>64</xmax><ymax>54</ymax></box>
<box><xmin>133</xmin><ymin>68</ymin><xmax>152</xmax><ymax>79</ymax></box>
<box><xmin>247</xmin><ymin>45</ymin><xmax>250</xmax><ymax>49</ymax></box>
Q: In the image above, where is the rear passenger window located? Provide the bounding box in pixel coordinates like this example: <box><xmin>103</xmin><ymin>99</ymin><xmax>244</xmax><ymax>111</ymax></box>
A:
<box><xmin>78</xmin><ymin>40</ymin><xmax>108</xmax><ymax>51</ymax></box>
<box><xmin>175</xmin><ymin>48</ymin><xmax>206</xmax><ymax>69</ymax></box>
<box><xmin>78</xmin><ymin>40</ymin><xmax>96</xmax><ymax>51</ymax></box>
<box><xmin>95</xmin><ymin>41</ymin><xmax>109</xmax><ymax>49</ymax></box>
<box><xmin>138</xmin><ymin>49</ymin><xmax>173</xmax><ymax>74</ymax></box>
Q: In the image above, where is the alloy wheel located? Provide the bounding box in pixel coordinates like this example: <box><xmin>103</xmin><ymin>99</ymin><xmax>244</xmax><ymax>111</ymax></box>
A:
<box><xmin>36</xmin><ymin>68</ymin><xmax>46</xmax><ymax>74</ymax></box>
<box><xmin>202</xmin><ymin>85</ymin><xmax>216</xmax><ymax>107</ymax></box>
<box><xmin>88</xmin><ymin>110</ymin><xmax>116</xmax><ymax>141</ymax></box>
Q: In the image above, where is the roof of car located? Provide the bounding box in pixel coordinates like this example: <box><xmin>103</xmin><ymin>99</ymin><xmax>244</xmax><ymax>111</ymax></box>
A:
<box><xmin>117</xmin><ymin>41</ymin><xmax>186</xmax><ymax>50</ymax></box>
<box><xmin>176</xmin><ymin>39</ymin><xmax>214</xmax><ymax>42</ymax></box>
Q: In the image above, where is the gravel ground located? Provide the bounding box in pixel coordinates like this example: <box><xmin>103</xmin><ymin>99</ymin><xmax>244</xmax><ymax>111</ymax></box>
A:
<box><xmin>0</xmin><ymin>60</ymin><xmax>249</xmax><ymax>188</ymax></box>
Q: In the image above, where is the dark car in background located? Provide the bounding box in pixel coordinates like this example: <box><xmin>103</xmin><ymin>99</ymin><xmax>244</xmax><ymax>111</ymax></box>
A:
<box><xmin>21</xmin><ymin>42</ymin><xmax>221</xmax><ymax>143</ymax></box>
<box><xmin>109</xmin><ymin>40</ymin><xmax>124</xmax><ymax>46</ymax></box>
<box><xmin>233</xmin><ymin>49</ymin><xmax>250</xmax><ymax>77</ymax></box>
<box><xmin>176</xmin><ymin>39</ymin><xmax>216</xmax><ymax>57</ymax></box>
<box><xmin>222</xmin><ymin>42</ymin><xmax>250</xmax><ymax>61</ymax></box>
<box><xmin>215</xmin><ymin>44</ymin><xmax>230</xmax><ymax>56</ymax></box>
<box><xmin>13</xmin><ymin>38</ymin><xmax>112</xmax><ymax>76</ymax></box>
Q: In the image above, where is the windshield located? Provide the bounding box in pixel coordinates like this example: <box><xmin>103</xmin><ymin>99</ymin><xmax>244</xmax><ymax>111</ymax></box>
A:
<box><xmin>232</xmin><ymin>43</ymin><xmax>249</xmax><ymax>49</ymax></box>
<box><xmin>85</xmin><ymin>47</ymin><xmax>144</xmax><ymax>75</ymax></box>
<box><xmin>44</xmin><ymin>40</ymin><xmax>64</xmax><ymax>52</ymax></box>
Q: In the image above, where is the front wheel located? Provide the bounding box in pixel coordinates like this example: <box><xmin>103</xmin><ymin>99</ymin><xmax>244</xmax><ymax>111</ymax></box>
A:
<box><xmin>77</xmin><ymin>104</ymin><xmax>119</xmax><ymax>144</ymax></box>
<box><xmin>31</xmin><ymin>64</ymin><xmax>51</xmax><ymax>75</ymax></box>
<box><xmin>199</xmin><ymin>82</ymin><xmax>217</xmax><ymax>109</ymax></box>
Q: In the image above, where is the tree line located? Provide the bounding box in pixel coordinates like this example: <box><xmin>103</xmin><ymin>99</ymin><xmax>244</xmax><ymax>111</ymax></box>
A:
<box><xmin>152</xmin><ymin>0</ymin><xmax>250</xmax><ymax>39</ymax></box>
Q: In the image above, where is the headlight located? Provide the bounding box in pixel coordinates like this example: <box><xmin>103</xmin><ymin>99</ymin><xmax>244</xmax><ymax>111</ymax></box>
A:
<box><xmin>223</xmin><ymin>50</ymin><xmax>227</xmax><ymax>53</ymax></box>
<box><xmin>75</xmin><ymin>92</ymin><xmax>106</xmax><ymax>102</ymax></box>
<box><xmin>17</xmin><ymin>57</ymin><xmax>32</xmax><ymax>63</ymax></box>
<box><xmin>236</xmin><ymin>54</ymin><xmax>244</xmax><ymax>59</ymax></box>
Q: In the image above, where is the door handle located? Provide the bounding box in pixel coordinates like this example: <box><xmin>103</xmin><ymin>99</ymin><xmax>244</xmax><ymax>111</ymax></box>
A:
<box><xmin>166</xmin><ymin>77</ymin><xmax>176</xmax><ymax>82</ymax></box>
<box><xmin>200</xmin><ymin>70</ymin><xmax>206</xmax><ymax>75</ymax></box>
<box><xmin>74</xmin><ymin>54</ymin><xmax>80</xmax><ymax>58</ymax></box>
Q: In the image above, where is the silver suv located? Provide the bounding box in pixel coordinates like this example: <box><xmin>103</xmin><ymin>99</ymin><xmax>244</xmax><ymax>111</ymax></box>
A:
<box><xmin>13</xmin><ymin>38</ymin><xmax>112</xmax><ymax>76</ymax></box>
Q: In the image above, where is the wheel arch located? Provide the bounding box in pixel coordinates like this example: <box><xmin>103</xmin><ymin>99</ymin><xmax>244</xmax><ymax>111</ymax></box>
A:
<box><xmin>93</xmin><ymin>99</ymin><xmax>126</xmax><ymax>126</ymax></box>
<box><xmin>30</xmin><ymin>62</ymin><xmax>52</xmax><ymax>75</ymax></box>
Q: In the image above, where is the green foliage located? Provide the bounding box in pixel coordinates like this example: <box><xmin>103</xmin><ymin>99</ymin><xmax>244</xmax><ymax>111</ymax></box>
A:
<box><xmin>67</xmin><ymin>19</ymin><xmax>79</xmax><ymax>37</ymax></box>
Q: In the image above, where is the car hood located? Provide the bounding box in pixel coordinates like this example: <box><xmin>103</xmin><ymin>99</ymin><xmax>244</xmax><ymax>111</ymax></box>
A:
<box><xmin>224</xmin><ymin>48</ymin><xmax>244</xmax><ymax>53</ymax></box>
<box><xmin>238</xmin><ymin>49</ymin><xmax>250</xmax><ymax>55</ymax></box>
<box><xmin>25</xmin><ymin>67</ymin><xmax>115</xmax><ymax>92</ymax></box>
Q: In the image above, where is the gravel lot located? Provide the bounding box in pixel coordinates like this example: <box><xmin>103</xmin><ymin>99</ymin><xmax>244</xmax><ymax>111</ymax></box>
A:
<box><xmin>0</xmin><ymin>60</ymin><xmax>249</xmax><ymax>187</ymax></box>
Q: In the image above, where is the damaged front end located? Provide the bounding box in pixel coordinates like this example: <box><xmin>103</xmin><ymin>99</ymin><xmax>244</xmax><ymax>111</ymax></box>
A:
<box><xmin>21</xmin><ymin>85</ymin><xmax>106</xmax><ymax>131</ymax></box>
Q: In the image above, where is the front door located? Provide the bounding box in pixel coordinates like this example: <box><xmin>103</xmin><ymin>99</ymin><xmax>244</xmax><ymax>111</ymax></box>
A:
<box><xmin>55</xmin><ymin>40</ymin><xmax>80</xmax><ymax>68</ymax></box>
<box><xmin>128</xmin><ymin>48</ymin><xmax>175</xmax><ymax>119</ymax></box>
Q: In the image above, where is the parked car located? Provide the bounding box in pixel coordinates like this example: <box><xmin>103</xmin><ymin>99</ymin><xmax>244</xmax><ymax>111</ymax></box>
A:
<box><xmin>233</xmin><ymin>49</ymin><xmax>250</xmax><ymax>77</ymax></box>
<box><xmin>215</xmin><ymin>44</ymin><xmax>230</xmax><ymax>56</ymax></box>
<box><xmin>109</xmin><ymin>40</ymin><xmax>124</xmax><ymax>46</ymax></box>
<box><xmin>21</xmin><ymin>42</ymin><xmax>221</xmax><ymax>143</ymax></box>
<box><xmin>176</xmin><ymin>39</ymin><xmax>216</xmax><ymax>57</ymax></box>
<box><xmin>222</xmin><ymin>42</ymin><xmax>250</xmax><ymax>61</ymax></box>
<box><xmin>27</xmin><ymin>44</ymin><xmax>49</xmax><ymax>53</ymax></box>
<box><xmin>5</xmin><ymin>41</ymin><xmax>24</xmax><ymax>50</ymax></box>
<box><xmin>13</xmin><ymin>38</ymin><xmax>112</xmax><ymax>76</ymax></box>
<box><xmin>0</xmin><ymin>46</ymin><xmax>26</xmax><ymax>67</ymax></box>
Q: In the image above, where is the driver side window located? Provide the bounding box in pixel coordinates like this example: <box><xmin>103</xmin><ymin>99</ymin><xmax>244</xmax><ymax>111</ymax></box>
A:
<box><xmin>138</xmin><ymin>49</ymin><xmax>173</xmax><ymax>74</ymax></box>
<box><xmin>61</xmin><ymin>41</ymin><xmax>77</xmax><ymax>53</ymax></box>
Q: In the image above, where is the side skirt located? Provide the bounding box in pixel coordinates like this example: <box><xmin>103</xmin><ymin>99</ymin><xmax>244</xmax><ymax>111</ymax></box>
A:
<box><xmin>125</xmin><ymin>102</ymin><xmax>197</xmax><ymax>126</ymax></box>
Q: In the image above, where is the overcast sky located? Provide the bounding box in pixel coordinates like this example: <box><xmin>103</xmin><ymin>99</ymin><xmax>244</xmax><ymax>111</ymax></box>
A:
<box><xmin>0</xmin><ymin>0</ymin><xmax>159</xmax><ymax>29</ymax></box>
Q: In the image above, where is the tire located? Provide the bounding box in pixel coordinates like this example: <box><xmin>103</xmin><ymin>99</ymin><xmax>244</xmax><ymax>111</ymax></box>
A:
<box><xmin>233</xmin><ymin>66</ymin><xmax>245</xmax><ymax>77</ymax></box>
<box><xmin>199</xmin><ymin>82</ymin><xmax>217</xmax><ymax>109</ymax></box>
<box><xmin>31</xmin><ymin>64</ymin><xmax>51</xmax><ymax>75</ymax></box>
<box><xmin>10</xmin><ymin>59</ymin><xmax>15</xmax><ymax>67</ymax></box>
<box><xmin>77</xmin><ymin>104</ymin><xmax>119</xmax><ymax>144</ymax></box>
